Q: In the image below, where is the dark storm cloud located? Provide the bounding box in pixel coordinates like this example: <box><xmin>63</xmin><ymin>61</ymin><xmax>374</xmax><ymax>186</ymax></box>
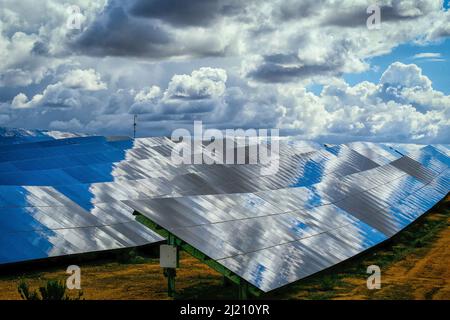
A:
<box><xmin>325</xmin><ymin>4</ymin><xmax>432</xmax><ymax>28</ymax></box>
<box><xmin>71</xmin><ymin>2</ymin><xmax>174</xmax><ymax>58</ymax></box>
<box><xmin>428</xmin><ymin>22</ymin><xmax>450</xmax><ymax>39</ymax></box>
<box><xmin>31</xmin><ymin>41</ymin><xmax>50</xmax><ymax>55</ymax></box>
<box><xmin>248</xmin><ymin>63</ymin><xmax>334</xmax><ymax>83</ymax></box>
<box><xmin>247</xmin><ymin>53</ymin><xmax>335</xmax><ymax>83</ymax></box>
<box><xmin>274</xmin><ymin>0</ymin><xmax>325</xmax><ymax>21</ymax></box>
<box><xmin>129</xmin><ymin>0</ymin><xmax>241</xmax><ymax>27</ymax></box>
<box><xmin>70</xmin><ymin>0</ymin><xmax>237</xmax><ymax>58</ymax></box>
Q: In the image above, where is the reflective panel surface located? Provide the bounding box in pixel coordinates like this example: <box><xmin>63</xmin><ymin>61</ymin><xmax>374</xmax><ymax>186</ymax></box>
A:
<box><xmin>0</xmin><ymin>128</ymin><xmax>448</xmax><ymax>294</ymax></box>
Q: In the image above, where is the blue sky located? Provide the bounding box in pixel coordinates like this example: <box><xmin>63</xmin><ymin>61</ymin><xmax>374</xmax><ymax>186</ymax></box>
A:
<box><xmin>344</xmin><ymin>38</ymin><xmax>450</xmax><ymax>94</ymax></box>
<box><xmin>0</xmin><ymin>1</ymin><xmax>449</xmax><ymax>143</ymax></box>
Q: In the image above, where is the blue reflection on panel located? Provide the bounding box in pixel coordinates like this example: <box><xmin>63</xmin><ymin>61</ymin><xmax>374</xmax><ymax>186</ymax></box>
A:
<box><xmin>0</xmin><ymin>185</ymin><xmax>56</xmax><ymax>263</ymax></box>
<box><xmin>0</xmin><ymin>127</ymin><xmax>448</xmax><ymax>281</ymax></box>
<box><xmin>56</xmin><ymin>184</ymin><xmax>98</xmax><ymax>211</ymax></box>
<box><xmin>408</xmin><ymin>145</ymin><xmax>450</xmax><ymax>172</ymax></box>
<box><xmin>0</xmin><ymin>207</ymin><xmax>47</xmax><ymax>232</ymax></box>
<box><xmin>302</xmin><ymin>185</ymin><xmax>329</xmax><ymax>207</ymax></box>
<box><xmin>251</xmin><ymin>264</ymin><xmax>267</xmax><ymax>288</ymax></box>
<box><xmin>0</xmin><ymin>128</ymin><xmax>57</xmax><ymax>147</ymax></box>
<box><xmin>352</xmin><ymin>220</ymin><xmax>387</xmax><ymax>248</ymax></box>
<box><xmin>0</xmin><ymin>132</ymin><xmax>138</xmax><ymax>264</ymax></box>
<box><xmin>290</xmin><ymin>151</ymin><xmax>331</xmax><ymax>187</ymax></box>
<box><xmin>0</xmin><ymin>232</ymin><xmax>48</xmax><ymax>263</ymax></box>
<box><xmin>287</xmin><ymin>218</ymin><xmax>312</xmax><ymax>238</ymax></box>
<box><xmin>0</xmin><ymin>138</ymin><xmax>135</xmax><ymax>186</ymax></box>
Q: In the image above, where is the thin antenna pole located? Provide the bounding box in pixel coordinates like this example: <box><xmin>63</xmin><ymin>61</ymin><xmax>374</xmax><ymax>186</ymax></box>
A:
<box><xmin>133</xmin><ymin>114</ymin><xmax>137</xmax><ymax>139</ymax></box>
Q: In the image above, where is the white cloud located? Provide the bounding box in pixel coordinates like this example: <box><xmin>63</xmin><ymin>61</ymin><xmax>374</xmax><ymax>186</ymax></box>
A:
<box><xmin>130</xmin><ymin>67</ymin><xmax>228</xmax><ymax>115</ymax></box>
<box><xmin>11</xmin><ymin>92</ymin><xmax>43</xmax><ymax>109</ymax></box>
<box><xmin>134</xmin><ymin>86</ymin><xmax>161</xmax><ymax>103</ymax></box>
<box><xmin>0</xmin><ymin>30</ymin><xmax>52</xmax><ymax>86</ymax></box>
<box><xmin>49</xmin><ymin>118</ymin><xmax>83</xmax><ymax>131</ymax></box>
<box><xmin>380</xmin><ymin>62</ymin><xmax>432</xmax><ymax>89</ymax></box>
<box><xmin>239</xmin><ymin>1</ymin><xmax>450</xmax><ymax>83</ymax></box>
<box><xmin>412</xmin><ymin>52</ymin><xmax>446</xmax><ymax>62</ymax></box>
<box><xmin>0</xmin><ymin>0</ymin><xmax>105</xmax><ymax>87</ymax></box>
<box><xmin>9</xmin><ymin>68</ymin><xmax>107</xmax><ymax>111</ymax></box>
<box><xmin>165</xmin><ymin>67</ymin><xmax>227</xmax><ymax>99</ymax></box>
<box><xmin>413</xmin><ymin>52</ymin><xmax>442</xmax><ymax>59</ymax></box>
<box><xmin>3</xmin><ymin>63</ymin><xmax>450</xmax><ymax>143</ymax></box>
<box><xmin>0</xmin><ymin>1</ymin><xmax>449</xmax><ymax>143</ymax></box>
<box><xmin>61</xmin><ymin>69</ymin><xmax>107</xmax><ymax>91</ymax></box>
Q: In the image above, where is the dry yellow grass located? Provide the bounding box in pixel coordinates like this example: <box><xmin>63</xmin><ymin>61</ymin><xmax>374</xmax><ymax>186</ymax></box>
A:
<box><xmin>0</xmin><ymin>253</ymin><xmax>224</xmax><ymax>300</ymax></box>
<box><xmin>0</xmin><ymin>197</ymin><xmax>448</xmax><ymax>300</ymax></box>
<box><xmin>335</xmin><ymin>213</ymin><xmax>450</xmax><ymax>300</ymax></box>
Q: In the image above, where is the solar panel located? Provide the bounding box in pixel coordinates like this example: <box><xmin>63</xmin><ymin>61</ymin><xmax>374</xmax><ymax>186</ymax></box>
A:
<box><xmin>124</xmin><ymin>144</ymin><xmax>449</xmax><ymax>292</ymax></box>
<box><xmin>0</xmin><ymin>128</ymin><xmax>448</xmax><ymax>295</ymax></box>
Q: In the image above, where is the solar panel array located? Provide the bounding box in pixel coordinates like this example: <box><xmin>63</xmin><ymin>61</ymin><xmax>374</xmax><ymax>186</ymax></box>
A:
<box><xmin>124</xmin><ymin>142</ymin><xmax>449</xmax><ymax>292</ymax></box>
<box><xmin>0</xmin><ymin>131</ymin><xmax>166</xmax><ymax>264</ymax></box>
<box><xmin>0</xmin><ymin>127</ymin><xmax>87</xmax><ymax>146</ymax></box>
<box><xmin>0</xmin><ymin>128</ymin><xmax>448</xmax><ymax>293</ymax></box>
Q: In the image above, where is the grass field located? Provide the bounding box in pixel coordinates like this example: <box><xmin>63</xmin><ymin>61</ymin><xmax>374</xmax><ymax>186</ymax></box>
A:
<box><xmin>0</xmin><ymin>196</ymin><xmax>448</xmax><ymax>300</ymax></box>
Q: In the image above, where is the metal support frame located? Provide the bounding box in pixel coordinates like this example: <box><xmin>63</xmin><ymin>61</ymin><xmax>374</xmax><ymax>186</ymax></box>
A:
<box><xmin>162</xmin><ymin>233</ymin><xmax>179</xmax><ymax>297</ymax></box>
<box><xmin>238</xmin><ymin>279</ymin><xmax>249</xmax><ymax>300</ymax></box>
<box><xmin>222</xmin><ymin>275</ymin><xmax>233</xmax><ymax>287</ymax></box>
<box><xmin>135</xmin><ymin>214</ymin><xmax>262</xmax><ymax>299</ymax></box>
<box><xmin>163</xmin><ymin>267</ymin><xmax>176</xmax><ymax>297</ymax></box>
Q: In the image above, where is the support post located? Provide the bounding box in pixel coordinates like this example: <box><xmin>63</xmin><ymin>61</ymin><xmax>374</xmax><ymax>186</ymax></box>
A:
<box><xmin>238</xmin><ymin>279</ymin><xmax>249</xmax><ymax>300</ymax></box>
<box><xmin>138</xmin><ymin>214</ymin><xmax>263</xmax><ymax>298</ymax></box>
<box><xmin>164</xmin><ymin>268</ymin><xmax>176</xmax><ymax>297</ymax></box>
<box><xmin>163</xmin><ymin>233</ymin><xmax>179</xmax><ymax>298</ymax></box>
<box><xmin>222</xmin><ymin>275</ymin><xmax>232</xmax><ymax>287</ymax></box>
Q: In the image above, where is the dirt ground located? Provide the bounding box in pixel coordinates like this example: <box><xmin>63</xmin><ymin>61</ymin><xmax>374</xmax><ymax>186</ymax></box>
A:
<box><xmin>0</xmin><ymin>197</ymin><xmax>448</xmax><ymax>300</ymax></box>
<box><xmin>0</xmin><ymin>252</ymin><xmax>227</xmax><ymax>300</ymax></box>
<box><xmin>336</xmin><ymin>213</ymin><xmax>450</xmax><ymax>300</ymax></box>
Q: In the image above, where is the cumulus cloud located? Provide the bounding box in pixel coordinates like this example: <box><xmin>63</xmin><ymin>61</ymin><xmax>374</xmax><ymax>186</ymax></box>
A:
<box><xmin>2</xmin><ymin>63</ymin><xmax>450</xmax><ymax>142</ymax></box>
<box><xmin>0</xmin><ymin>0</ymin><xmax>449</xmax><ymax>144</ymax></box>
<box><xmin>134</xmin><ymin>86</ymin><xmax>161</xmax><ymax>103</ymax></box>
<box><xmin>0</xmin><ymin>30</ymin><xmax>52</xmax><ymax>87</ymax></box>
<box><xmin>165</xmin><ymin>67</ymin><xmax>227</xmax><ymax>99</ymax></box>
<box><xmin>2</xmin><ymin>0</ymin><xmax>449</xmax><ymax>81</ymax></box>
<box><xmin>380</xmin><ymin>62</ymin><xmax>432</xmax><ymax>89</ymax></box>
<box><xmin>296</xmin><ymin>62</ymin><xmax>450</xmax><ymax>142</ymax></box>
<box><xmin>61</xmin><ymin>69</ymin><xmax>107</xmax><ymax>91</ymax></box>
<box><xmin>9</xmin><ymin>68</ymin><xmax>106</xmax><ymax>110</ymax></box>
<box><xmin>0</xmin><ymin>0</ymin><xmax>104</xmax><ymax>87</ymax></box>
<box><xmin>130</xmin><ymin>67</ymin><xmax>227</xmax><ymax>115</ymax></box>
<box><xmin>241</xmin><ymin>0</ymin><xmax>450</xmax><ymax>83</ymax></box>
<box><xmin>70</xmin><ymin>0</ymin><xmax>239</xmax><ymax>59</ymax></box>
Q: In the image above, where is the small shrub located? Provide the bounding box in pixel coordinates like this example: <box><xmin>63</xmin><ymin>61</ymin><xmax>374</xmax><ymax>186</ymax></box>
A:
<box><xmin>18</xmin><ymin>279</ymin><xmax>83</xmax><ymax>300</ymax></box>
<box><xmin>18</xmin><ymin>280</ymin><xmax>39</xmax><ymax>300</ymax></box>
<box><xmin>132</xmin><ymin>255</ymin><xmax>146</xmax><ymax>264</ymax></box>
<box><xmin>116</xmin><ymin>248</ymin><xmax>147</xmax><ymax>264</ymax></box>
<box><xmin>413</xmin><ymin>239</ymin><xmax>425</xmax><ymax>248</ymax></box>
<box><xmin>39</xmin><ymin>280</ymin><xmax>67</xmax><ymax>300</ymax></box>
<box><xmin>318</xmin><ymin>276</ymin><xmax>337</xmax><ymax>291</ymax></box>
